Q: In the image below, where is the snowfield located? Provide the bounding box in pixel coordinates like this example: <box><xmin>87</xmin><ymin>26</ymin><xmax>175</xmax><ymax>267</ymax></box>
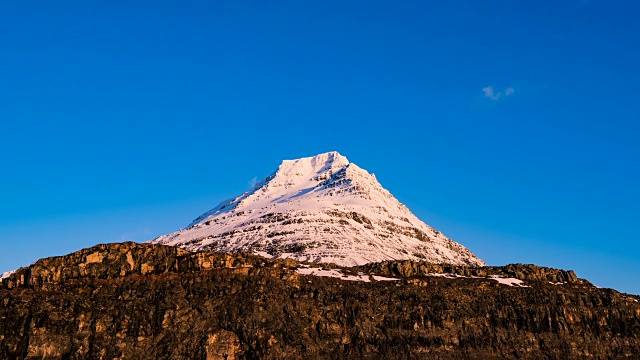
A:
<box><xmin>149</xmin><ymin>151</ymin><xmax>484</xmax><ymax>267</ymax></box>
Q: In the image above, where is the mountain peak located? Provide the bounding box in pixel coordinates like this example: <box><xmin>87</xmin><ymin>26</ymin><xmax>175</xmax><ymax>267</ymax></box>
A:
<box><xmin>150</xmin><ymin>152</ymin><xmax>484</xmax><ymax>267</ymax></box>
<box><xmin>271</xmin><ymin>151</ymin><xmax>350</xmax><ymax>188</ymax></box>
<box><xmin>282</xmin><ymin>151</ymin><xmax>349</xmax><ymax>168</ymax></box>
<box><xmin>277</xmin><ymin>151</ymin><xmax>349</xmax><ymax>181</ymax></box>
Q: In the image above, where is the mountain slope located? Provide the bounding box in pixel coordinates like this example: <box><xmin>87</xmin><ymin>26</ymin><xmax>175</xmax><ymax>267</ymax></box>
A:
<box><xmin>150</xmin><ymin>151</ymin><xmax>484</xmax><ymax>267</ymax></box>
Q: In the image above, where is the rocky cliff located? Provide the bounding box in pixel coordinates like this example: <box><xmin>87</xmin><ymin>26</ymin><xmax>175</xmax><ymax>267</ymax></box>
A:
<box><xmin>1</xmin><ymin>242</ymin><xmax>639</xmax><ymax>359</ymax></box>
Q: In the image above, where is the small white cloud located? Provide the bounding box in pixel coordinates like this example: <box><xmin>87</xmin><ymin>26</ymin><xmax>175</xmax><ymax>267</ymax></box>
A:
<box><xmin>483</xmin><ymin>86</ymin><xmax>515</xmax><ymax>101</ymax></box>
<box><xmin>483</xmin><ymin>86</ymin><xmax>500</xmax><ymax>100</ymax></box>
<box><xmin>248</xmin><ymin>177</ymin><xmax>258</xmax><ymax>188</ymax></box>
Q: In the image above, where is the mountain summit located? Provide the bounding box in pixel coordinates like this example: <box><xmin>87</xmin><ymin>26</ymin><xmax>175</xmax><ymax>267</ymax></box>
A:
<box><xmin>150</xmin><ymin>151</ymin><xmax>484</xmax><ymax>267</ymax></box>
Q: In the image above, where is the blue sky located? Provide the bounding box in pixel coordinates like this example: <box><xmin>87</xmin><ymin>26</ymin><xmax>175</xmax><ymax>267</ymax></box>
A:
<box><xmin>1</xmin><ymin>1</ymin><xmax>638</xmax><ymax>293</ymax></box>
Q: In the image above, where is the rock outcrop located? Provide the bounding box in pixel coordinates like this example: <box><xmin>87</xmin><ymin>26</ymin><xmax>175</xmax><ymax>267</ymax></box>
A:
<box><xmin>1</xmin><ymin>242</ymin><xmax>639</xmax><ymax>359</ymax></box>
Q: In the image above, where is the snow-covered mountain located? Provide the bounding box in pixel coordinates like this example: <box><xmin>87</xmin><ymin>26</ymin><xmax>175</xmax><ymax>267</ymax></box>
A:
<box><xmin>149</xmin><ymin>151</ymin><xmax>484</xmax><ymax>267</ymax></box>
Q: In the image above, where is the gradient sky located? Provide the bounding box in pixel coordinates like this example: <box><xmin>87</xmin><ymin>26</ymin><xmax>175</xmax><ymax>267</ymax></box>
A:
<box><xmin>1</xmin><ymin>1</ymin><xmax>638</xmax><ymax>294</ymax></box>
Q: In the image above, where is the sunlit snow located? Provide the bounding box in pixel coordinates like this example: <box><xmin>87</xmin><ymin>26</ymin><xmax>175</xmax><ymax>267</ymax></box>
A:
<box><xmin>295</xmin><ymin>266</ymin><xmax>370</xmax><ymax>282</ymax></box>
<box><xmin>1</xmin><ymin>270</ymin><xmax>15</xmax><ymax>281</ymax></box>
<box><xmin>149</xmin><ymin>151</ymin><xmax>484</xmax><ymax>267</ymax></box>
<box><xmin>371</xmin><ymin>275</ymin><xmax>401</xmax><ymax>282</ymax></box>
<box><xmin>295</xmin><ymin>266</ymin><xmax>400</xmax><ymax>282</ymax></box>
<box><xmin>487</xmin><ymin>275</ymin><xmax>528</xmax><ymax>287</ymax></box>
<box><xmin>422</xmin><ymin>273</ymin><xmax>528</xmax><ymax>287</ymax></box>
<box><xmin>549</xmin><ymin>281</ymin><xmax>566</xmax><ymax>286</ymax></box>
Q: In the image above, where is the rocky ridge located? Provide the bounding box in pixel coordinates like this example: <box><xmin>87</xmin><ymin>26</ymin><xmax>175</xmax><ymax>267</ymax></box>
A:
<box><xmin>2</xmin><ymin>242</ymin><xmax>639</xmax><ymax>359</ymax></box>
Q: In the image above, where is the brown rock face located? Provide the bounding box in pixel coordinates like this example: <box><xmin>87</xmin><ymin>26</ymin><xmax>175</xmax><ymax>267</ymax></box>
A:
<box><xmin>206</xmin><ymin>330</ymin><xmax>242</xmax><ymax>360</ymax></box>
<box><xmin>1</xmin><ymin>242</ymin><xmax>639</xmax><ymax>359</ymax></box>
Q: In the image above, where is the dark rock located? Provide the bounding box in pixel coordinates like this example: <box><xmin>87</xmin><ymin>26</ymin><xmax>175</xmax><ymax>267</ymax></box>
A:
<box><xmin>1</xmin><ymin>242</ymin><xmax>639</xmax><ymax>359</ymax></box>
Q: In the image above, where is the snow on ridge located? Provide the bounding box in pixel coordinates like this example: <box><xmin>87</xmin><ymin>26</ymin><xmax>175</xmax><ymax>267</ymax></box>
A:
<box><xmin>423</xmin><ymin>273</ymin><xmax>528</xmax><ymax>287</ymax></box>
<box><xmin>149</xmin><ymin>151</ymin><xmax>485</xmax><ymax>267</ymax></box>
<box><xmin>295</xmin><ymin>266</ymin><xmax>369</xmax><ymax>282</ymax></box>
<box><xmin>186</xmin><ymin>151</ymin><xmax>349</xmax><ymax>227</ymax></box>
<box><xmin>295</xmin><ymin>265</ymin><xmax>399</xmax><ymax>282</ymax></box>
<box><xmin>371</xmin><ymin>275</ymin><xmax>401</xmax><ymax>281</ymax></box>
<box><xmin>254</xmin><ymin>251</ymin><xmax>273</xmax><ymax>259</ymax></box>
<box><xmin>426</xmin><ymin>273</ymin><xmax>470</xmax><ymax>279</ymax></box>
<box><xmin>487</xmin><ymin>275</ymin><xmax>528</xmax><ymax>287</ymax></box>
<box><xmin>1</xmin><ymin>270</ymin><xmax>15</xmax><ymax>281</ymax></box>
<box><xmin>293</xmin><ymin>268</ymin><xmax>527</xmax><ymax>287</ymax></box>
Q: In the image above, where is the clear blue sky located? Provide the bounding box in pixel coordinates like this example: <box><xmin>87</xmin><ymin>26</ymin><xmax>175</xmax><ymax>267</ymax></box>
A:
<box><xmin>1</xmin><ymin>1</ymin><xmax>638</xmax><ymax>294</ymax></box>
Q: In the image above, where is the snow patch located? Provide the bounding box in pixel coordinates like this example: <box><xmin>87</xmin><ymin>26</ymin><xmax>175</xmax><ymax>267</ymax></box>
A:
<box><xmin>425</xmin><ymin>273</ymin><xmax>472</xmax><ymax>279</ymax></box>
<box><xmin>295</xmin><ymin>266</ymin><xmax>370</xmax><ymax>282</ymax></box>
<box><xmin>1</xmin><ymin>270</ymin><xmax>15</xmax><ymax>281</ymax></box>
<box><xmin>488</xmin><ymin>275</ymin><xmax>528</xmax><ymax>287</ymax></box>
<box><xmin>371</xmin><ymin>275</ymin><xmax>400</xmax><ymax>282</ymax></box>
<box><xmin>254</xmin><ymin>251</ymin><xmax>273</xmax><ymax>259</ymax></box>
<box><xmin>549</xmin><ymin>281</ymin><xmax>566</xmax><ymax>286</ymax></box>
<box><xmin>422</xmin><ymin>273</ymin><xmax>528</xmax><ymax>287</ymax></box>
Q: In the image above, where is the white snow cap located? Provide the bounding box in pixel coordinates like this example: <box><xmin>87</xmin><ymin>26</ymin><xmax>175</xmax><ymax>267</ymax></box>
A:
<box><xmin>278</xmin><ymin>151</ymin><xmax>349</xmax><ymax>179</ymax></box>
<box><xmin>150</xmin><ymin>151</ymin><xmax>485</xmax><ymax>267</ymax></box>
